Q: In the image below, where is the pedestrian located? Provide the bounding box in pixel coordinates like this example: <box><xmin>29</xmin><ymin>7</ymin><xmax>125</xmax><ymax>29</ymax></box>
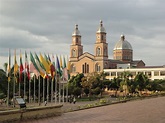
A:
<box><xmin>73</xmin><ymin>97</ymin><xmax>76</xmax><ymax>104</ymax></box>
<box><xmin>44</xmin><ymin>100</ymin><xmax>47</xmax><ymax>106</ymax></box>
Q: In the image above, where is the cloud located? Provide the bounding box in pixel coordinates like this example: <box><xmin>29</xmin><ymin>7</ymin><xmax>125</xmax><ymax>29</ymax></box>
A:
<box><xmin>0</xmin><ymin>0</ymin><xmax>165</xmax><ymax>69</ymax></box>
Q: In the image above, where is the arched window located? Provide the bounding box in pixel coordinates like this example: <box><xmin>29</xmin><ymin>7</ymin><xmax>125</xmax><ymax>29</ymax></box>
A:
<box><xmin>96</xmin><ymin>47</ymin><xmax>101</xmax><ymax>56</ymax></box>
<box><xmin>95</xmin><ymin>63</ymin><xmax>100</xmax><ymax>72</ymax></box>
<box><xmin>71</xmin><ymin>64</ymin><xmax>76</xmax><ymax>73</ymax></box>
<box><xmin>72</xmin><ymin>49</ymin><xmax>76</xmax><ymax>57</ymax></box>
<box><xmin>76</xmin><ymin>38</ymin><xmax>78</xmax><ymax>44</ymax></box>
<box><xmin>82</xmin><ymin>63</ymin><xmax>89</xmax><ymax>73</ymax></box>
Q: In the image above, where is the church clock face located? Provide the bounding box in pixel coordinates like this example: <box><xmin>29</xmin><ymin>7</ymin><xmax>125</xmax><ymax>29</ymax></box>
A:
<box><xmin>97</xmin><ymin>36</ymin><xmax>100</xmax><ymax>39</ymax></box>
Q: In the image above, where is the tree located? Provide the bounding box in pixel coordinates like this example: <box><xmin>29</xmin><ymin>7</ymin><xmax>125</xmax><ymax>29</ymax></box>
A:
<box><xmin>134</xmin><ymin>72</ymin><xmax>149</xmax><ymax>95</ymax></box>
<box><xmin>68</xmin><ymin>73</ymin><xmax>84</xmax><ymax>96</ymax></box>
<box><xmin>109</xmin><ymin>77</ymin><xmax>122</xmax><ymax>96</ymax></box>
<box><xmin>3</xmin><ymin>63</ymin><xmax>8</xmax><ymax>73</ymax></box>
<box><xmin>81</xmin><ymin>72</ymin><xmax>101</xmax><ymax>96</ymax></box>
<box><xmin>147</xmin><ymin>79</ymin><xmax>165</xmax><ymax>92</ymax></box>
<box><xmin>0</xmin><ymin>69</ymin><xmax>8</xmax><ymax>98</ymax></box>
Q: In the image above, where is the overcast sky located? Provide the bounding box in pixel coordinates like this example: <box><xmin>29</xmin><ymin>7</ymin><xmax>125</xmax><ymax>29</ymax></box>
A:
<box><xmin>0</xmin><ymin>0</ymin><xmax>165</xmax><ymax>69</ymax></box>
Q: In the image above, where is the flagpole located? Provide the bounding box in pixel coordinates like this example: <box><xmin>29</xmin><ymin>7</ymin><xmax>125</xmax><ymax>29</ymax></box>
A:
<box><xmin>13</xmin><ymin>49</ymin><xmax>17</xmax><ymax>108</ymax></box>
<box><xmin>47</xmin><ymin>77</ymin><xmax>49</xmax><ymax>103</ymax></box>
<box><xmin>66</xmin><ymin>82</ymin><xmax>68</xmax><ymax>103</ymax></box>
<box><xmin>19</xmin><ymin>50</ymin><xmax>21</xmax><ymax>97</ymax></box>
<box><xmin>7</xmin><ymin>80</ymin><xmax>10</xmax><ymax>107</ymax></box>
<box><xmin>43</xmin><ymin>78</ymin><xmax>45</xmax><ymax>103</ymax></box>
<box><xmin>13</xmin><ymin>74</ymin><xmax>15</xmax><ymax>107</ymax></box>
<box><xmin>59</xmin><ymin>78</ymin><xmax>61</xmax><ymax>104</ymax></box>
<box><xmin>29</xmin><ymin>78</ymin><xmax>31</xmax><ymax>103</ymax></box>
<box><xmin>7</xmin><ymin>49</ymin><xmax>10</xmax><ymax>107</ymax></box>
<box><xmin>38</xmin><ymin>76</ymin><xmax>41</xmax><ymax>105</ymax></box>
<box><xmin>19</xmin><ymin>73</ymin><xmax>20</xmax><ymax>96</ymax></box>
<box><xmin>51</xmin><ymin>78</ymin><xmax>53</xmax><ymax>104</ymax></box>
<box><xmin>55</xmin><ymin>76</ymin><xmax>57</xmax><ymax>104</ymax></box>
<box><xmin>24</xmin><ymin>69</ymin><xmax>26</xmax><ymax>101</ymax></box>
<box><xmin>62</xmin><ymin>80</ymin><xmax>64</xmax><ymax>104</ymax></box>
<box><xmin>34</xmin><ymin>75</ymin><xmax>35</xmax><ymax>103</ymax></box>
<box><xmin>28</xmin><ymin>58</ymin><xmax>31</xmax><ymax>103</ymax></box>
<box><xmin>62</xmin><ymin>76</ymin><xmax>64</xmax><ymax>104</ymax></box>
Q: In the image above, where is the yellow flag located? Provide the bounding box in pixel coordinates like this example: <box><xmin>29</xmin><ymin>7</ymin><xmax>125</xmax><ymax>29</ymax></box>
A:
<box><xmin>39</xmin><ymin>53</ymin><xmax>50</xmax><ymax>74</ymax></box>
<box><xmin>7</xmin><ymin>49</ymin><xmax>11</xmax><ymax>82</ymax></box>
<box><xmin>14</xmin><ymin>49</ymin><xmax>18</xmax><ymax>75</ymax></box>
<box><xmin>67</xmin><ymin>57</ymin><xmax>71</xmax><ymax>73</ymax></box>
<box><xmin>60</xmin><ymin>55</ymin><xmax>63</xmax><ymax>68</ymax></box>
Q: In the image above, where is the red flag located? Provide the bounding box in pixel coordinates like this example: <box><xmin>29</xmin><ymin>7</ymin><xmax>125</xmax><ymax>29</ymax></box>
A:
<box><xmin>25</xmin><ymin>51</ymin><xmax>30</xmax><ymax>80</ymax></box>
<box><xmin>19</xmin><ymin>50</ymin><xmax>24</xmax><ymax>82</ymax></box>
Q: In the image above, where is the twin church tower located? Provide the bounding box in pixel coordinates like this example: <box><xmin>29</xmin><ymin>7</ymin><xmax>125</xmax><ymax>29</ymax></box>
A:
<box><xmin>69</xmin><ymin>20</ymin><xmax>144</xmax><ymax>76</ymax></box>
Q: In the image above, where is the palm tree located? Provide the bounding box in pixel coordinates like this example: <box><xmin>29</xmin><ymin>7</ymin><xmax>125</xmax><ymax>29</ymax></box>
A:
<box><xmin>134</xmin><ymin>72</ymin><xmax>149</xmax><ymax>95</ymax></box>
<box><xmin>110</xmin><ymin>77</ymin><xmax>122</xmax><ymax>97</ymax></box>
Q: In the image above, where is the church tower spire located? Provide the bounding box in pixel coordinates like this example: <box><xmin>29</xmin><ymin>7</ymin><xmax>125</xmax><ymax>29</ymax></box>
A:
<box><xmin>70</xmin><ymin>24</ymin><xmax>83</xmax><ymax>59</ymax></box>
<box><xmin>94</xmin><ymin>20</ymin><xmax>108</xmax><ymax>59</ymax></box>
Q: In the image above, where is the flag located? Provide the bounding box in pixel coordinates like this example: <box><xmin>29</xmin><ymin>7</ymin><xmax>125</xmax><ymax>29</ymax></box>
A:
<box><xmin>19</xmin><ymin>50</ymin><xmax>24</xmax><ymax>81</ymax></box>
<box><xmin>50</xmin><ymin>54</ymin><xmax>56</xmax><ymax>79</ymax></box>
<box><xmin>7</xmin><ymin>49</ymin><xmax>11</xmax><ymax>82</ymax></box>
<box><xmin>67</xmin><ymin>57</ymin><xmax>71</xmax><ymax>72</ymax></box>
<box><xmin>62</xmin><ymin>67</ymin><xmax>68</xmax><ymax>81</ymax></box>
<box><xmin>47</xmin><ymin>54</ymin><xmax>51</xmax><ymax>63</ymax></box>
<box><xmin>62</xmin><ymin>56</ymin><xmax>68</xmax><ymax>80</ymax></box>
<box><xmin>60</xmin><ymin>55</ymin><xmax>63</xmax><ymax>69</ymax></box>
<box><xmin>63</xmin><ymin>56</ymin><xmax>67</xmax><ymax>68</ymax></box>
<box><xmin>56</xmin><ymin>55</ymin><xmax>62</xmax><ymax>77</ymax></box>
<box><xmin>45</xmin><ymin>54</ymin><xmax>55</xmax><ymax>77</ymax></box>
<box><xmin>47</xmin><ymin>54</ymin><xmax>55</xmax><ymax>78</ymax></box>
<box><xmin>14</xmin><ymin>49</ymin><xmax>19</xmax><ymax>76</ymax></box>
<box><xmin>29</xmin><ymin>52</ymin><xmax>40</xmax><ymax>78</ymax></box>
<box><xmin>40</xmin><ymin>53</ymin><xmax>50</xmax><ymax>74</ymax></box>
<box><xmin>35</xmin><ymin>52</ymin><xmax>45</xmax><ymax>70</ymax></box>
<box><xmin>67</xmin><ymin>56</ymin><xmax>71</xmax><ymax>80</ymax></box>
<box><xmin>25</xmin><ymin>51</ymin><xmax>30</xmax><ymax>80</ymax></box>
<box><xmin>34</xmin><ymin>53</ymin><xmax>46</xmax><ymax>78</ymax></box>
<box><xmin>52</xmin><ymin>54</ymin><xmax>55</xmax><ymax>67</ymax></box>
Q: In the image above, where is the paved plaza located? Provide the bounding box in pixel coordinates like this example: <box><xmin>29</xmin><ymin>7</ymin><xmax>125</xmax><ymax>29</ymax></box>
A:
<box><xmin>21</xmin><ymin>96</ymin><xmax>165</xmax><ymax>123</ymax></box>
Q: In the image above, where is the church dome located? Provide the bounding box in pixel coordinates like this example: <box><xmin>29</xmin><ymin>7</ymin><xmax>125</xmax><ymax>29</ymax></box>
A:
<box><xmin>96</xmin><ymin>20</ymin><xmax>106</xmax><ymax>33</ymax></box>
<box><xmin>72</xmin><ymin>24</ymin><xmax>81</xmax><ymax>36</ymax></box>
<box><xmin>113</xmin><ymin>35</ymin><xmax>132</xmax><ymax>50</ymax></box>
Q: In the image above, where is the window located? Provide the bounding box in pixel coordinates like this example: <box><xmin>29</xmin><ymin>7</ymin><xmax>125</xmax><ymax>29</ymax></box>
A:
<box><xmin>160</xmin><ymin>71</ymin><xmax>165</xmax><ymax>76</ymax></box>
<box><xmin>96</xmin><ymin>47</ymin><xmax>101</xmax><ymax>56</ymax></box>
<box><xmin>154</xmin><ymin>71</ymin><xmax>159</xmax><ymax>76</ymax></box>
<box><xmin>82</xmin><ymin>63</ymin><xmax>89</xmax><ymax>73</ymax></box>
<box><xmin>95</xmin><ymin>63</ymin><xmax>100</xmax><ymax>72</ymax></box>
<box><xmin>76</xmin><ymin>38</ymin><xmax>78</xmax><ymax>44</ymax></box>
<box><xmin>72</xmin><ymin>49</ymin><xmax>76</xmax><ymax>57</ymax></box>
<box><xmin>71</xmin><ymin>64</ymin><xmax>76</xmax><ymax>73</ymax></box>
<box><xmin>111</xmin><ymin>72</ymin><xmax>116</xmax><ymax>76</ymax></box>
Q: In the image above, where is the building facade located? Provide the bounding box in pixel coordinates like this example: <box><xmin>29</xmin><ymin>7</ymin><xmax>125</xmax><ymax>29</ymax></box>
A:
<box><xmin>69</xmin><ymin>20</ymin><xmax>145</xmax><ymax>77</ymax></box>
<box><xmin>104</xmin><ymin>67</ymin><xmax>165</xmax><ymax>80</ymax></box>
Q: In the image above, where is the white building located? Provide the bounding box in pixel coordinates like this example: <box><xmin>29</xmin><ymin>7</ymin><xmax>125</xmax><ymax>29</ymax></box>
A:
<box><xmin>104</xmin><ymin>67</ymin><xmax>165</xmax><ymax>80</ymax></box>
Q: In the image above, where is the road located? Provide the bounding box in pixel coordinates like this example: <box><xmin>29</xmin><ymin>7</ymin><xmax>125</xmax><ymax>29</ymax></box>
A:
<box><xmin>22</xmin><ymin>96</ymin><xmax>165</xmax><ymax>123</ymax></box>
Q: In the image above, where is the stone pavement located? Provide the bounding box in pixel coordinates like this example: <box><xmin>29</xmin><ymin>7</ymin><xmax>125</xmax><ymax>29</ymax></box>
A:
<box><xmin>21</xmin><ymin>96</ymin><xmax>165</xmax><ymax>123</ymax></box>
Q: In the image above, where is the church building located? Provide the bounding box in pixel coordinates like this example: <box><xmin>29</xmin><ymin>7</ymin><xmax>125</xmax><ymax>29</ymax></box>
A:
<box><xmin>69</xmin><ymin>21</ymin><xmax>145</xmax><ymax>77</ymax></box>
